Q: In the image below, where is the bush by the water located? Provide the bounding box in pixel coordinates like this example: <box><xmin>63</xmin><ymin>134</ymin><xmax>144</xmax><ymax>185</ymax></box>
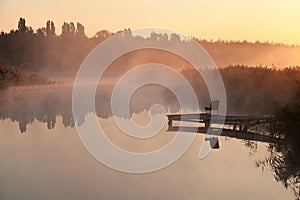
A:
<box><xmin>0</xmin><ymin>66</ymin><xmax>53</xmax><ymax>89</ymax></box>
<box><xmin>181</xmin><ymin>65</ymin><xmax>300</xmax><ymax>115</ymax></box>
<box><xmin>258</xmin><ymin>92</ymin><xmax>300</xmax><ymax>200</ymax></box>
<box><xmin>0</xmin><ymin>66</ymin><xmax>21</xmax><ymax>89</ymax></box>
<box><xmin>272</xmin><ymin>87</ymin><xmax>300</xmax><ymax>145</ymax></box>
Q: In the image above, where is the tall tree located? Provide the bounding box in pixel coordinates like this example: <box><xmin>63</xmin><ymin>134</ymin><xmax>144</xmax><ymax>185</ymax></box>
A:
<box><xmin>61</xmin><ymin>22</ymin><xmax>70</xmax><ymax>38</ymax></box>
<box><xmin>75</xmin><ymin>22</ymin><xmax>85</xmax><ymax>38</ymax></box>
<box><xmin>69</xmin><ymin>22</ymin><xmax>75</xmax><ymax>37</ymax></box>
<box><xmin>50</xmin><ymin>21</ymin><xmax>55</xmax><ymax>36</ymax></box>
<box><xmin>46</xmin><ymin>20</ymin><xmax>56</xmax><ymax>37</ymax></box>
<box><xmin>46</xmin><ymin>20</ymin><xmax>51</xmax><ymax>36</ymax></box>
<box><xmin>18</xmin><ymin>18</ymin><xmax>26</xmax><ymax>33</ymax></box>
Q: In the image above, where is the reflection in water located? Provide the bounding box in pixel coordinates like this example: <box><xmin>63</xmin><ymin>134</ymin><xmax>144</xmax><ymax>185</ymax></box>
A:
<box><xmin>0</xmin><ymin>85</ymin><xmax>299</xmax><ymax>199</ymax></box>
<box><xmin>0</xmin><ymin>86</ymin><xmax>74</xmax><ymax>132</ymax></box>
<box><xmin>256</xmin><ymin>144</ymin><xmax>300</xmax><ymax>199</ymax></box>
<box><xmin>255</xmin><ymin>94</ymin><xmax>300</xmax><ymax>200</ymax></box>
<box><xmin>0</xmin><ymin>116</ymin><xmax>295</xmax><ymax>200</ymax></box>
<box><xmin>0</xmin><ymin>84</ymin><xmax>180</xmax><ymax>133</ymax></box>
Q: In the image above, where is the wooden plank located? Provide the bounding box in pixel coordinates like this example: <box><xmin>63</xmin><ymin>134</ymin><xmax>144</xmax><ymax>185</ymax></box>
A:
<box><xmin>166</xmin><ymin>113</ymin><xmax>275</xmax><ymax>133</ymax></box>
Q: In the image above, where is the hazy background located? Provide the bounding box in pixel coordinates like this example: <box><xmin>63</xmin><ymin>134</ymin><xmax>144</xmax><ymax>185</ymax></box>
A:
<box><xmin>1</xmin><ymin>0</ymin><xmax>300</xmax><ymax>44</ymax></box>
<box><xmin>1</xmin><ymin>1</ymin><xmax>300</xmax><ymax>199</ymax></box>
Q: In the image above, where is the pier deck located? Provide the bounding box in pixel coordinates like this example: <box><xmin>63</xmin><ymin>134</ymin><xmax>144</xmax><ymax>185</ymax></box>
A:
<box><xmin>167</xmin><ymin>113</ymin><xmax>274</xmax><ymax>132</ymax></box>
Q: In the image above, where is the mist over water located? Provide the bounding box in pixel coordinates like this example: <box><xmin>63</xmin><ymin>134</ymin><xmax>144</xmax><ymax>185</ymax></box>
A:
<box><xmin>0</xmin><ymin>82</ymin><xmax>298</xmax><ymax>199</ymax></box>
<box><xmin>0</xmin><ymin>26</ymin><xmax>299</xmax><ymax>199</ymax></box>
<box><xmin>2</xmin><ymin>62</ymin><xmax>300</xmax><ymax>133</ymax></box>
<box><xmin>0</xmin><ymin>85</ymin><xmax>295</xmax><ymax>200</ymax></box>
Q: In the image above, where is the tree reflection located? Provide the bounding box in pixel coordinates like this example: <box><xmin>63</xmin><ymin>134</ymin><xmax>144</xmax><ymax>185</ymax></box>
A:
<box><xmin>256</xmin><ymin>144</ymin><xmax>300</xmax><ymax>200</ymax></box>
<box><xmin>0</xmin><ymin>84</ymin><xmax>178</xmax><ymax>133</ymax></box>
<box><xmin>256</xmin><ymin>91</ymin><xmax>300</xmax><ymax>200</ymax></box>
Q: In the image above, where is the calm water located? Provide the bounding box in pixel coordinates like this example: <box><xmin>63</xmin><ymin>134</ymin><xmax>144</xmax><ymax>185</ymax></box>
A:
<box><xmin>0</xmin><ymin>85</ymin><xmax>295</xmax><ymax>200</ymax></box>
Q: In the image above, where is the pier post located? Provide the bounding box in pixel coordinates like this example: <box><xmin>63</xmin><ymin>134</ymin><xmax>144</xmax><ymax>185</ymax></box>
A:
<box><xmin>168</xmin><ymin>118</ymin><xmax>172</xmax><ymax>127</ymax></box>
<box><xmin>204</xmin><ymin>121</ymin><xmax>210</xmax><ymax>129</ymax></box>
<box><xmin>233</xmin><ymin>123</ymin><xmax>237</xmax><ymax>130</ymax></box>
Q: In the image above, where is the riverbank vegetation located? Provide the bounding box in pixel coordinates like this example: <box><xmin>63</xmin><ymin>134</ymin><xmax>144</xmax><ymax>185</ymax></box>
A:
<box><xmin>254</xmin><ymin>86</ymin><xmax>300</xmax><ymax>200</ymax></box>
<box><xmin>0</xmin><ymin>66</ymin><xmax>54</xmax><ymax>89</ymax></box>
<box><xmin>180</xmin><ymin>65</ymin><xmax>300</xmax><ymax>115</ymax></box>
<box><xmin>1</xmin><ymin>18</ymin><xmax>300</xmax><ymax>78</ymax></box>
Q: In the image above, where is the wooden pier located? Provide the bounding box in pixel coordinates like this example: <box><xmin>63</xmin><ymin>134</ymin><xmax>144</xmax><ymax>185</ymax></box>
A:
<box><xmin>167</xmin><ymin>113</ymin><xmax>274</xmax><ymax>132</ymax></box>
<box><xmin>166</xmin><ymin>113</ymin><xmax>284</xmax><ymax>146</ymax></box>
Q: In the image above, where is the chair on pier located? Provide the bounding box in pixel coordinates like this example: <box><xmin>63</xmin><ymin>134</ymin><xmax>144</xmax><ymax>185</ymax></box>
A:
<box><xmin>205</xmin><ymin>100</ymin><xmax>220</xmax><ymax>115</ymax></box>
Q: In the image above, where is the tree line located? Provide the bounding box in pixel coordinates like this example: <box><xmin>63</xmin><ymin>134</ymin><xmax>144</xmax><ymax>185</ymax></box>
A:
<box><xmin>6</xmin><ymin>17</ymin><xmax>87</xmax><ymax>38</ymax></box>
<box><xmin>0</xmin><ymin>18</ymin><xmax>116</xmax><ymax>75</ymax></box>
<box><xmin>1</xmin><ymin>17</ymin><xmax>300</xmax><ymax>77</ymax></box>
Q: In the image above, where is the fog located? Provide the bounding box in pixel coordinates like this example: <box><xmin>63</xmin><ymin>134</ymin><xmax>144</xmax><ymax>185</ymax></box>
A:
<box><xmin>1</xmin><ymin>22</ymin><xmax>300</xmax><ymax>200</ymax></box>
<box><xmin>1</xmin><ymin>25</ymin><xmax>300</xmax><ymax>82</ymax></box>
<box><xmin>2</xmin><ymin>63</ymin><xmax>300</xmax><ymax>133</ymax></box>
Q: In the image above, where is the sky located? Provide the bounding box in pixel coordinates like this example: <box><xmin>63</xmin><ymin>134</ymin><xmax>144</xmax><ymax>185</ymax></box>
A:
<box><xmin>0</xmin><ymin>0</ymin><xmax>300</xmax><ymax>44</ymax></box>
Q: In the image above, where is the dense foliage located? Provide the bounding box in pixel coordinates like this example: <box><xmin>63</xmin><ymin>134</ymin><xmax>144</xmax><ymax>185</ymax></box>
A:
<box><xmin>0</xmin><ymin>66</ymin><xmax>53</xmax><ymax>89</ymax></box>
<box><xmin>255</xmin><ymin>87</ymin><xmax>300</xmax><ymax>200</ymax></box>
<box><xmin>0</xmin><ymin>66</ymin><xmax>20</xmax><ymax>89</ymax></box>
<box><xmin>273</xmin><ymin>88</ymin><xmax>300</xmax><ymax>144</ymax></box>
<box><xmin>1</xmin><ymin>18</ymin><xmax>300</xmax><ymax>77</ymax></box>
<box><xmin>181</xmin><ymin>65</ymin><xmax>300</xmax><ymax>115</ymax></box>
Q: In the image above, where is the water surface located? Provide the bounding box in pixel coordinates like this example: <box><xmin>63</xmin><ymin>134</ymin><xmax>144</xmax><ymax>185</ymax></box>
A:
<box><xmin>0</xmin><ymin>86</ymin><xmax>295</xmax><ymax>200</ymax></box>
